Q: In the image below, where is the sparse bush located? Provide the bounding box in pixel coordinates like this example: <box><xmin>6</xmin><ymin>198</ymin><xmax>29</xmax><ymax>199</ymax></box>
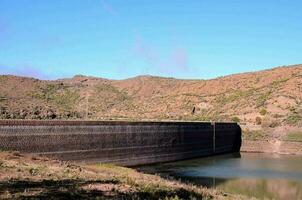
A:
<box><xmin>259</xmin><ymin>108</ymin><xmax>267</xmax><ymax>116</ymax></box>
<box><xmin>53</xmin><ymin>90</ymin><xmax>80</xmax><ymax>112</ymax></box>
<box><xmin>273</xmin><ymin>113</ymin><xmax>283</xmax><ymax>118</ymax></box>
<box><xmin>231</xmin><ymin>116</ymin><xmax>240</xmax><ymax>123</ymax></box>
<box><xmin>269</xmin><ymin>120</ymin><xmax>280</xmax><ymax>128</ymax></box>
<box><xmin>243</xmin><ymin>130</ymin><xmax>266</xmax><ymax>140</ymax></box>
<box><xmin>261</xmin><ymin>117</ymin><xmax>280</xmax><ymax>128</ymax></box>
<box><xmin>256</xmin><ymin>90</ymin><xmax>272</xmax><ymax>108</ymax></box>
<box><xmin>255</xmin><ymin>116</ymin><xmax>262</xmax><ymax>125</ymax></box>
<box><xmin>29</xmin><ymin>168</ymin><xmax>39</xmax><ymax>176</ymax></box>
<box><xmin>286</xmin><ymin>113</ymin><xmax>302</xmax><ymax>125</ymax></box>
<box><xmin>30</xmin><ymin>84</ymin><xmax>81</xmax><ymax>119</ymax></box>
<box><xmin>194</xmin><ymin>115</ymin><xmax>211</xmax><ymax>122</ymax></box>
<box><xmin>0</xmin><ymin>96</ymin><xmax>6</xmax><ymax>102</ymax></box>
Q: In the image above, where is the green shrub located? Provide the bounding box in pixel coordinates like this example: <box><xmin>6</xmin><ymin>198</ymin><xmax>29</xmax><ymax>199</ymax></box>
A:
<box><xmin>0</xmin><ymin>96</ymin><xmax>6</xmax><ymax>102</ymax></box>
<box><xmin>52</xmin><ymin>90</ymin><xmax>80</xmax><ymax>111</ymax></box>
<box><xmin>29</xmin><ymin>168</ymin><xmax>39</xmax><ymax>176</ymax></box>
<box><xmin>259</xmin><ymin>108</ymin><xmax>267</xmax><ymax>116</ymax></box>
<box><xmin>231</xmin><ymin>116</ymin><xmax>240</xmax><ymax>123</ymax></box>
<box><xmin>256</xmin><ymin>90</ymin><xmax>272</xmax><ymax>108</ymax></box>
<box><xmin>286</xmin><ymin>113</ymin><xmax>302</xmax><ymax>125</ymax></box>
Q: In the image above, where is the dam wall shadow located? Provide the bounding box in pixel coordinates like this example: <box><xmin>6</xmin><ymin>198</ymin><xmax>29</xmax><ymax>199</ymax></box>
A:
<box><xmin>0</xmin><ymin>120</ymin><xmax>241</xmax><ymax>166</ymax></box>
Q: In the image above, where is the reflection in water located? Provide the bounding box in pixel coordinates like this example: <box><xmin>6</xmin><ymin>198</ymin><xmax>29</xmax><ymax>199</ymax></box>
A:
<box><xmin>137</xmin><ymin>153</ymin><xmax>302</xmax><ymax>199</ymax></box>
<box><xmin>218</xmin><ymin>179</ymin><xmax>302</xmax><ymax>200</ymax></box>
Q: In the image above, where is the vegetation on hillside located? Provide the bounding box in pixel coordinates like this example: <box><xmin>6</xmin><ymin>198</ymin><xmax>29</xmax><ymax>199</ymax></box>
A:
<box><xmin>0</xmin><ymin>64</ymin><xmax>301</xmax><ymax>128</ymax></box>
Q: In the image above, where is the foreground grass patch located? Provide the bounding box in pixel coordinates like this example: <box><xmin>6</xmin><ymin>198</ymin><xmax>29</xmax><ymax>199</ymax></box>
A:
<box><xmin>0</xmin><ymin>151</ymin><xmax>247</xmax><ymax>199</ymax></box>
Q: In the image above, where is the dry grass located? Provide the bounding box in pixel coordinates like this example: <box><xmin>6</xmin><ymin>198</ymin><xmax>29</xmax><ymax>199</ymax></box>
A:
<box><xmin>286</xmin><ymin>131</ymin><xmax>302</xmax><ymax>142</ymax></box>
<box><xmin>0</xmin><ymin>151</ymin><xmax>248</xmax><ymax>200</ymax></box>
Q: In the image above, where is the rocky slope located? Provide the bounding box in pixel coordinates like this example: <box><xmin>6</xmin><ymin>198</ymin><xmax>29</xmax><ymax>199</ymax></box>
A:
<box><xmin>0</xmin><ymin>64</ymin><xmax>301</xmax><ymax>130</ymax></box>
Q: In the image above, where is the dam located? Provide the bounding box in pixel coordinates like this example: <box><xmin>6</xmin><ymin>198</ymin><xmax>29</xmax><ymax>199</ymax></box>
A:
<box><xmin>0</xmin><ymin>120</ymin><xmax>241</xmax><ymax>166</ymax></box>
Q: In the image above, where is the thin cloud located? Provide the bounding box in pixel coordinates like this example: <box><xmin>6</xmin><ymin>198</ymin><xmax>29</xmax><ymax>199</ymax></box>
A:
<box><xmin>169</xmin><ymin>48</ymin><xmax>189</xmax><ymax>72</ymax></box>
<box><xmin>134</xmin><ymin>36</ymin><xmax>158</xmax><ymax>66</ymax></box>
<box><xmin>100</xmin><ymin>0</ymin><xmax>118</xmax><ymax>16</ymax></box>
<box><xmin>133</xmin><ymin>36</ymin><xmax>190</xmax><ymax>75</ymax></box>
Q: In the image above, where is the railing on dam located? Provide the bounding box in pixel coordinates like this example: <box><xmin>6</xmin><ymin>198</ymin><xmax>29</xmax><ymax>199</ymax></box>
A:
<box><xmin>0</xmin><ymin>120</ymin><xmax>242</xmax><ymax>166</ymax></box>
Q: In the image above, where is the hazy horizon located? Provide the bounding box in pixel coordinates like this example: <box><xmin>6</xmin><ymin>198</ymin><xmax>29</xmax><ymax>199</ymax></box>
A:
<box><xmin>0</xmin><ymin>63</ymin><xmax>301</xmax><ymax>81</ymax></box>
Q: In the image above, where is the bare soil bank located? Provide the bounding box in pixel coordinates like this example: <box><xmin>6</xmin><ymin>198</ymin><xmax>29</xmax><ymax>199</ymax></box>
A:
<box><xmin>241</xmin><ymin>140</ymin><xmax>302</xmax><ymax>155</ymax></box>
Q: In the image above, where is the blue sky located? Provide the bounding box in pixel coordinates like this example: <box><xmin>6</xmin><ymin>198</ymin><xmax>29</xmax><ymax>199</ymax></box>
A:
<box><xmin>0</xmin><ymin>0</ymin><xmax>301</xmax><ymax>80</ymax></box>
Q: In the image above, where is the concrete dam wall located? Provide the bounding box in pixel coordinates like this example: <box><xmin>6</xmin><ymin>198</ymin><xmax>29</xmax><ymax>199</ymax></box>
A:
<box><xmin>0</xmin><ymin>120</ymin><xmax>241</xmax><ymax>166</ymax></box>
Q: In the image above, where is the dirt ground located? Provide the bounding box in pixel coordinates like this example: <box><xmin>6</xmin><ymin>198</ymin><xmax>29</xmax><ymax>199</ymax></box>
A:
<box><xmin>0</xmin><ymin>151</ymin><xmax>247</xmax><ymax>200</ymax></box>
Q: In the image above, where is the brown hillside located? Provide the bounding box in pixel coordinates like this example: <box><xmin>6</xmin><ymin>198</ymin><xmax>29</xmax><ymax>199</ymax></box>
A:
<box><xmin>0</xmin><ymin>64</ymin><xmax>301</xmax><ymax>128</ymax></box>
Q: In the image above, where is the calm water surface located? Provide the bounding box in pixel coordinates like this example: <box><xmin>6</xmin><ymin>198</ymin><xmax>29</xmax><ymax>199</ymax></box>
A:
<box><xmin>137</xmin><ymin>153</ymin><xmax>302</xmax><ymax>199</ymax></box>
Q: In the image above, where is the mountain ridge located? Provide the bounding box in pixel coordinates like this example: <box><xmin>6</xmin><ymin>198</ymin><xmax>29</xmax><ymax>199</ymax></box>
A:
<box><xmin>0</xmin><ymin>64</ymin><xmax>301</xmax><ymax>130</ymax></box>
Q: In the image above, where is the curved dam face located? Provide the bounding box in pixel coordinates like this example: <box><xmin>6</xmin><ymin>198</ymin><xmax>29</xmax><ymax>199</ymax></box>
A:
<box><xmin>0</xmin><ymin>120</ymin><xmax>241</xmax><ymax>166</ymax></box>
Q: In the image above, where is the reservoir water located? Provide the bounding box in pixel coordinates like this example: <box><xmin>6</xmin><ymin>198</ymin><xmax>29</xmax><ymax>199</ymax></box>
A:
<box><xmin>137</xmin><ymin>153</ymin><xmax>302</xmax><ymax>199</ymax></box>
